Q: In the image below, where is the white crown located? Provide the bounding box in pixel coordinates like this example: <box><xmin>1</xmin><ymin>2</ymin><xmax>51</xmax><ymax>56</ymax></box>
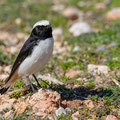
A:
<box><xmin>33</xmin><ymin>20</ymin><xmax>50</xmax><ymax>29</ymax></box>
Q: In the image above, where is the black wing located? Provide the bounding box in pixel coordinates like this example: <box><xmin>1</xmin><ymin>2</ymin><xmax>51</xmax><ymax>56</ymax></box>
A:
<box><xmin>6</xmin><ymin>36</ymin><xmax>38</xmax><ymax>82</ymax></box>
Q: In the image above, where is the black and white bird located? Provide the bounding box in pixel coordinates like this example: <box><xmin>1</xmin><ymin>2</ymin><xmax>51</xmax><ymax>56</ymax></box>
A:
<box><xmin>0</xmin><ymin>20</ymin><xmax>54</xmax><ymax>94</ymax></box>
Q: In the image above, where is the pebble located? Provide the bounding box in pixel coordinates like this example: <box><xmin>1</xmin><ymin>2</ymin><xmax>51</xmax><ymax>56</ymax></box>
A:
<box><xmin>0</xmin><ymin>103</ymin><xmax>13</xmax><ymax>112</ymax></box>
<box><xmin>65</xmin><ymin>107</ymin><xmax>72</xmax><ymax>113</ymax></box>
<box><xmin>51</xmin><ymin>4</ymin><xmax>64</xmax><ymax>12</ymax></box>
<box><xmin>73</xmin><ymin>45</ymin><xmax>80</xmax><ymax>52</ymax></box>
<box><xmin>69</xmin><ymin>22</ymin><xmax>92</xmax><ymax>36</ymax></box>
<box><xmin>53</xmin><ymin>28</ymin><xmax>63</xmax><ymax>40</ymax></box>
<box><xmin>56</xmin><ymin>107</ymin><xmax>66</xmax><ymax>116</ymax></box>
<box><xmin>96</xmin><ymin>45</ymin><xmax>105</xmax><ymax>52</ymax></box>
<box><xmin>106</xmin><ymin>115</ymin><xmax>118</xmax><ymax>120</ymax></box>
<box><xmin>62</xmin><ymin>7</ymin><xmax>81</xmax><ymax>20</ymax></box>
<box><xmin>106</xmin><ymin>7</ymin><xmax>120</xmax><ymax>20</ymax></box>
<box><xmin>15</xmin><ymin>18</ymin><xmax>22</xmax><ymax>25</ymax></box>
<box><xmin>88</xmin><ymin>64</ymin><xmax>109</xmax><ymax>74</ymax></box>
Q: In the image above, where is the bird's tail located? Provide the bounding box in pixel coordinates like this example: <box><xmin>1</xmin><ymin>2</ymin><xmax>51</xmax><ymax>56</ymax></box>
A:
<box><xmin>0</xmin><ymin>77</ymin><xmax>11</xmax><ymax>95</ymax></box>
<box><xmin>0</xmin><ymin>72</ymin><xmax>18</xmax><ymax>95</ymax></box>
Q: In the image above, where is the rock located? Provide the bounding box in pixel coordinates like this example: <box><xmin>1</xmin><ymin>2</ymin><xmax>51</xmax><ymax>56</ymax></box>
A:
<box><xmin>78</xmin><ymin>1</ymin><xmax>91</xmax><ymax>7</ymax></box>
<box><xmin>0</xmin><ymin>74</ymin><xmax>8</xmax><ymax>80</ymax></box>
<box><xmin>96</xmin><ymin>45</ymin><xmax>105</xmax><ymax>52</ymax></box>
<box><xmin>106</xmin><ymin>115</ymin><xmax>118</xmax><ymax>120</ymax></box>
<box><xmin>53</xmin><ymin>28</ymin><xmax>63</xmax><ymax>40</ymax></box>
<box><xmin>16</xmin><ymin>32</ymin><xmax>27</xmax><ymax>39</ymax></box>
<box><xmin>4</xmin><ymin>110</ymin><xmax>13</xmax><ymax>119</ymax></box>
<box><xmin>9</xmin><ymin>46</ymin><xmax>18</xmax><ymax>54</ymax></box>
<box><xmin>72</xmin><ymin>111</ymin><xmax>79</xmax><ymax>120</ymax></box>
<box><xmin>106</xmin><ymin>8</ymin><xmax>120</xmax><ymax>20</ymax></box>
<box><xmin>95</xmin><ymin>3</ymin><xmax>106</xmax><ymax>10</ymax></box>
<box><xmin>0</xmin><ymin>103</ymin><xmax>12</xmax><ymax>112</ymax></box>
<box><xmin>56</xmin><ymin>107</ymin><xmax>66</xmax><ymax>116</ymax></box>
<box><xmin>4</xmin><ymin>40</ymin><xmax>16</xmax><ymax>46</ymax></box>
<box><xmin>69</xmin><ymin>22</ymin><xmax>92</xmax><ymax>36</ymax></box>
<box><xmin>51</xmin><ymin>4</ymin><xmax>64</xmax><ymax>12</ymax></box>
<box><xmin>65</xmin><ymin>107</ymin><xmax>72</xmax><ymax>113</ymax></box>
<box><xmin>66</xmin><ymin>69</ymin><xmax>81</xmax><ymax>78</ymax></box>
<box><xmin>15</xmin><ymin>18</ymin><xmax>22</xmax><ymax>25</ymax></box>
<box><xmin>88</xmin><ymin>64</ymin><xmax>109</xmax><ymax>74</ymax></box>
<box><xmin>73</xmin><ymin>45</ymin><xmax>80</xmax><ymax>52</ymax></box>
<box><xmin>4</xmin><ymin>66</ymin><xmax>11</xmax><ymax>73</ymax></box>
<box><xmin>7</xmin><ymin>98</ymin><xmax>16</xmax><ymax>104</ymax></box>
<box><xmin>84</xmin><ymin>100</ymin><xmax>94</xmax><ymax>109</ymax></box>
<box><xmin>62</xmin><ymin>7</ymin><xmax>81</xmax><ymax>20</ymax></box>
<box><xmin>27</xmin><ymin>89</ymin><xmax>61</xmax><ymax>116</ymax></box>
<box><xmin>78</xmin><ymin>1</ymin><xmax>86</xmax><ymax>7</ymax></box>
<box><xmin>14</xmin><ymin>102</ymin><xmax>28</xmax><ymax>115</ymax></box>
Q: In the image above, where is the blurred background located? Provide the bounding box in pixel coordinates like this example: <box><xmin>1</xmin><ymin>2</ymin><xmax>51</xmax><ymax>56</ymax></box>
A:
<box><xmin>0</xmin><ymin>0</ymin><xmax>120</xmax><ymax>119</ymax></box>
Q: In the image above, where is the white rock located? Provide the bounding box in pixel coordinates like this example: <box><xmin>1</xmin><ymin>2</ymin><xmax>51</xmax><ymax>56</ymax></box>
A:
<box><xmin>51</xmin><ymin>4</ymin><xmax>64</xmax><ymax>12</ymax></box>
<box><xmin>53</xmin><ymin>28</ymin><xmax>63</xmax><ymax>40</ymax></box>
<box><xmin>88</xmin><ymin>64</ymin><xmax>109</xmax><ymax>74</ymax></box>
<box><xmin>0</xmin><ymin>74</ymin><xmax>8</xmax><ymax>80</ymax></box>
<box><xmin>106</xmin><ymin>115</ymin><xmax>118</xmax><ymax>120</ymax></box>
<box><xmin>62</xmin><ymin>7</ymin><xmax>81</xmax><ymax>20</ymax></box>
<box><xmin>15</xmin><ymin>18</ymin><xmax>22</xmax><ymax>25</ymax></box>
<box><xmin>0</xmin><ymin>103</ymin><xmax>12</xmax><ymax>112</ymax></box>
<box><xmin>56</xmin><ymin>107</ymin><xmax>66</xmax><ymax>116</ymax></box>
<box><xmin>65</xmin><ymin>107</ymin><xmax>72</xmax><ymax>113</ymax></box>
<box><xmin>69</xmin><ymin>22</ymin><xmax>92</xmax><ymax>36</ymax></box>
<box><xmin>96</xmin><ymin>45</ymin><xmax>105</xmax><ymax>52</ymax></box>
<box><xmin>4</xmin><ymin>110</ymin><xmax>13</xmax><ymax>119</ymax></box>
<box><xmin>106</xmin><ymin>7</ymin><xmax>120</xmax><ymax>20</ymax></box>
<box><xmin>73</xmin><ymin>45</ymin><xmax>80</xmax><ymax>52</ymax></box>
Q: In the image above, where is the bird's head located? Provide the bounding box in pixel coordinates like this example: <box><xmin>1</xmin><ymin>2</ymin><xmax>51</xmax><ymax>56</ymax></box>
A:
<box><xmin>31</xmin><ymin>20</ymin><xmax>52</xmax><ymax>38</ymax></box>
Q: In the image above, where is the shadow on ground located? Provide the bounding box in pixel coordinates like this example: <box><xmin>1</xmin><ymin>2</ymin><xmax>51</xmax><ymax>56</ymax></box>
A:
<box><xmin>50</xmin><ymin>84</ymin><xmax>112</xmax><ymax>101</ymax></box>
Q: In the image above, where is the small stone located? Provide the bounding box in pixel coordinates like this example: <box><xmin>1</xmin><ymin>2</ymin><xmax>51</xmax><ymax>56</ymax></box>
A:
<box><xmin>9</xmin><ymin>46</ymin><xmax>18</xmax><ymax>54</ymax></box>
<box><xmin>14</xmin><ymin>102</ymin><xmax>28</xmax><ymax>115</ymax></box>
<box><xmin>4</xmin><ymin>66</ymin><xmax>11</xmax><ymax>73</ymax></box>
<box><xmin>96</xmin><ymin>45</ymin><xmax>105</xmax><ymax>52</ymax></box>
<box><xmin>62</xmin><ymin>7</ymin><xmax>80</xmax><ymax>20</ymax></box>
<box><xmin>51</xmin><ymin>4</ymin><xmax>64</xmax><ymax>12</ymax></box>
<box><xmin>65</xmin><ymin>107</ymin><xmax>72</xmax><ymax>113</ymax></box>
<box><xmin>56</xmin><ymin>107</ymin><xmax>66</xmax><ymax>116</ymax></box>
<box><xmin>78</xmin><ymin>1</ymin><xmax>86</xmax><ymax>7</ymax></box>
<box><xmin>7</xmin><ymin>98</ymin><xmax>16</xmax><ymax>104</ymax></box>
<box><xmin>95</xmin><ymin>3</ymin><xmax>106</xmax><ymax>10</ymax></box>
<box><xmin>53</xmin><ymin>28</ymin><xmax>63</xmax><ymax>40</ymax></box>
<box><xmin>106</xmin><ymin>115</ymin><xmax>118</xmax><ymax>120</ymax></box>
<box><xmin>66</xmin><ymin>69</ymin><xmax>81</xmax><ymax>78</ymax></box>
<box><xmin>69</xmin><ymin>22</ymin><xmax>92</xmax><ymax>36</ymax></box>
<box><xmin>26</xmin><ymin>89</ymin><xmax>60</xmax><ymax>117</ymax></box>
<box><xmin>72</xmin><ymin>111</ymin><xmax>79</xmax><ymax>120</ymax></box>
<box><xmin>73</xmin><ymin>45</ymin><xmax>80</xmax><ymax>52</ymax></box>
<box><xmin>4</xmin><ymin>40</ymin><xmax>16</xmax><ymax>46</ymax></box>
<box><xmin>0</xmin><ymin>74</ymin><xmax>8</xmax><ymax>80</ymax></box>
<box><xmin>4</xmin><ymin>110</ymin><xmax>13</xmax><ymax>119</ymax></box>
<box><xmin>88</xmin><ymin>64</ymin><xmax>109</xmax><ymax>74</ymax></box>
<box><xmin>106</xmin><ymin>8</ymin><xmax>120</xmax><ymax>20</ymax></box>
<box><xmin>16</xmin><ymin>32</ymin><xmax>27</xmax><ymax>39</ymax></box>
<box><xmin>15</xmin><ymin>18</ymin><xmax>22</xmax><ymax>25</ymax></box>
<box><xmin>84</xmin><ymin>100</ymin><xmax>94</xmax><ymax>109</ymax></box>
<box><xmin>0</xmin><ymin>103</ymin><xmax>12</xmax><ymax>112</ymax></box>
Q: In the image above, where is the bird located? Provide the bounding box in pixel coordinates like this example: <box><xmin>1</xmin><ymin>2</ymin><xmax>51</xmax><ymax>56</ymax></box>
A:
<box><xmin>0</xmin><ymin>20</ymin><xmax>54</xmax><ymax>95</ymax></box>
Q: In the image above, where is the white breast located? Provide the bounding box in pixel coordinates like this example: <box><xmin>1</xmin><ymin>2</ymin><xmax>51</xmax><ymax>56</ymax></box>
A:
<box><xmin>18</xmin><ymin>37</ymin><xmax>54</xmax><ymax>77</ymax></box>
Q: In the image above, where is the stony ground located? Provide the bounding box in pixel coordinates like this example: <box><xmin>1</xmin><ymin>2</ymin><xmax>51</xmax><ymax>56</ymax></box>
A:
<box><xmin>0</xmin><ymin>0</ymin><xmax>120</xmax><ymax>120</ymax></box>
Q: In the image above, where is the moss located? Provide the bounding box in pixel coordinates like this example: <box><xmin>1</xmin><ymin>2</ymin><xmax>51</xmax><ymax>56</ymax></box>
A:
<box><xmin>9</xmin><ymin>89</ymin><xmax>30</xmax><ymax>99</ymax></box>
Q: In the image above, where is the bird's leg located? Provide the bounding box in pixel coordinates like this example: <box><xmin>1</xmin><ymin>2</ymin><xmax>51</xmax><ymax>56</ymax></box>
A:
<box><xmin>26</xmin><ymin>76</ymin><xmax>36</xmax><ymax>92</ymax></box>
<box><xmin>32</xmin><ymin>74</ymin><xmax>41</xmax><ymax>88</ymax></box>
